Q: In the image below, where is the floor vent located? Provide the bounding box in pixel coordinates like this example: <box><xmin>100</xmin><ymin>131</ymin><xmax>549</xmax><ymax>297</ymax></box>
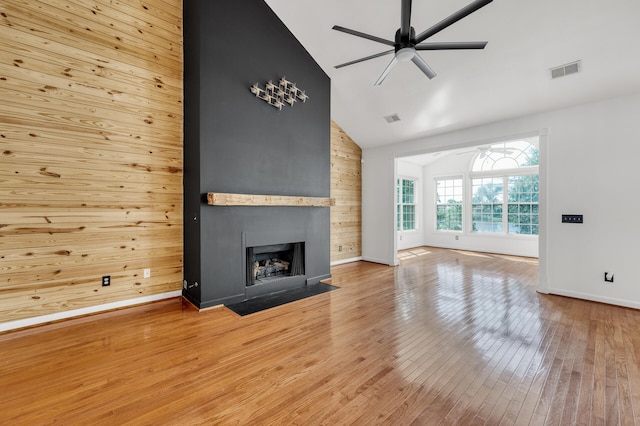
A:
<box><xmin>550</xmin><ymin>60</ymin><xmax>581</xmax><ymax>79</ymax></box>
<box><xmin>384</xmin><ymin>113</ymin><xmax>401</xmax><ymax>123</ymax></box>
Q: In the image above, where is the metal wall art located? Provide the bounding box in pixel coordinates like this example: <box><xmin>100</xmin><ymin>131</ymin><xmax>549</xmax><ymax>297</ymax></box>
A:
<box><xmin>250</xmin><ymin>77</ymin><xmax>309</xmax><ymax>110</ymax></box>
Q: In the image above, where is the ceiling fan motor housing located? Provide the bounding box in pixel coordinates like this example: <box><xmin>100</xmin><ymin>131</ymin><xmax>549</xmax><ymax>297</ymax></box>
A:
<box><xmin>395</xmin><ymin>27</ymin><xmax>416</xmax><ymax>52</ymax></box>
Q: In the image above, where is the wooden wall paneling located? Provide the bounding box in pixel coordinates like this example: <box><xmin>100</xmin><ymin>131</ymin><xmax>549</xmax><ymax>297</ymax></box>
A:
<box><xmin>0</xmin><ymin>36</ymin><xmax>183</xmax><ymax>98</ymax></box>
<box><xmin>1</xmin><ymin>1</ymin><xmax>181</xmax><ymax>71</ymax></box>
<box><xmin>330</xmin><ymin>121</ymin><xmax>362</xmax><ymax>262</ymax></box>
<box><xmin>87</xmin><ymin>0</ymin><xmax>184</xmax><ymax>34</ymax></box>
<box><xmin>0</xmin><ymin>0</ymin><xmax>183</xmax><ymax>323</ymax></box>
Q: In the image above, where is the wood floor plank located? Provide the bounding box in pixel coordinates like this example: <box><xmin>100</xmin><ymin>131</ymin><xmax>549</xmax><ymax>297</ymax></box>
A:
<box><xmin>1</xmin><ymin>247</ymin><xmax>640</xmax><ymax>425</ymax></box>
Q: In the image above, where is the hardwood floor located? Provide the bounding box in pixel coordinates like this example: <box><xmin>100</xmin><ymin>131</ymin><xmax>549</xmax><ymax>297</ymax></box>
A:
<box><xmin>1</xmin><ymin>247</ymin><xmax>639</xmax><ymax>425</ymax></box>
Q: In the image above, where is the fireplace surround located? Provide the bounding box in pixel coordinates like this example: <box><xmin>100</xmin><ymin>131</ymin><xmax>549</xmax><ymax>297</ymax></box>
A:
<box><xmin>182</xmin><ymin>0</ymin><xmax>331</xmax><ymax>309</ymax></box>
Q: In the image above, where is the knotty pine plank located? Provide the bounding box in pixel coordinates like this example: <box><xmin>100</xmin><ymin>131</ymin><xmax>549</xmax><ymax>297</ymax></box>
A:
<box><xmin>0</xmin><ymin>26</ymin><xmax>181</xmax><ymax>92</ymax></box>
<box><xmin>0</xmin><ymin>68</ymin><xmax>182</xmax><ymax>127</ymax></box>
<box><xmin>61</xmin><ymin>0</ymin><xmax>183</xmax><ymax>47</ymax></box>
<box><xmin>2</xmin><ymin>245</ymin><xmax>181</xmax><ymax>276</ymax></box>
<box><xmin>0</xmin><ymin>1</ymin><xmax>181</xmax><ymax>71</ymax></box>
<box><xmin>0</xmin><ymin>224</ymin><xmax>181</xmax><ymax>247</ymax></box>
<box><xmin>0</xmin><ymin>124</ymin><xmax>182</xmax><ymax>154</ymax></box>
<box><xmin>0</xmin><ymin>174</ymin><xmax>182</xmax><ymax>197</ymax></box>
<box><xmin>0</xmin><ymin>42</ymin><xmax>182</xmax><ymax>100</ymax></box>
<box><xmin>1</xmin><ymin>208</ymin><xmax>183</xmax><ymax>226</ymax></box>
<box><xmin>97</xmin><ymin>0</ymin><xmax>183</xmax><ymax>33</ymax></box>
<box><xmin>0</xmin><ymin>22</ymin><xmax>181</xmax><ymax>81</ymax></box>
<box><xmin>0</xmin><ymin>95</ymin><xmax>181</xmax><ymax>141</ymax></box>
<box><xmin>0</xmin><ymin>54</ymin><xmax>181</xmax><ymax>112</ymax></box>
<box><xmin>330</xmin><ymin>120</ymin><xmax>361</xmax><ymax>263</ymax></box>
<box><xmin>0</xmin><ymin>253</ymin><xmax>182</xmax><ymax>289</ymax></box>
<box><xmin>1</xmin><ymin>152</ymin><xmax>182</xmax><ymax>179</ymax></box>
<box><xmin>2</xmin><ymin>187</ymin><xmax>182</xmax><ymax>203</ymax></box>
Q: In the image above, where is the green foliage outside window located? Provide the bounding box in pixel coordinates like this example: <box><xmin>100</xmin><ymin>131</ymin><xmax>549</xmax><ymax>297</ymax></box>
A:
<box><xmin>436</xmin><ymin>178</ymin><xmax>463</xmax><ymax>231</ymax></box>
<box><xmin>397</xmin><ymin>179</ymin><xmax>416</xmax><ymax>231</ymax></box>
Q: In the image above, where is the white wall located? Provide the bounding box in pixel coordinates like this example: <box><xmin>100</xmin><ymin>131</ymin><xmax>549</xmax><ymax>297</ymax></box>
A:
<box><xmin>420</xmin><ymin>150</ymin><xmax>539</xmax><ymax>258</ymax></box>
<box><xmin>396</xmin><ymin>159</ymin><xmax>424</xmax><ymax>250</ymax></box>
<box><xmin>362</xmin><ymin>92</ymin><xmax>640</xmax><ymax>309</ymax></box>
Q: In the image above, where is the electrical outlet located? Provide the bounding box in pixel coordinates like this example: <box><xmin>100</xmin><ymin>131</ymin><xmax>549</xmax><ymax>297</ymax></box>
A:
<box><xmin>604</xmin><ymin>272</ymin><xmax>614</xmax><ymax>283</ymax></box>
<box><xmin>338</xmin><ymin>245</ymin><xmax>343</xmax><ymax>252</ymax></box>
<box><xmin>102</xmin><ymin>275</ymin><xmax>110</xmax><ymax>286</ymax></box>
<box><xmin>144</xmin><ymin>268</ymin><xmax>151</xmax><ymax>278</ymax></box>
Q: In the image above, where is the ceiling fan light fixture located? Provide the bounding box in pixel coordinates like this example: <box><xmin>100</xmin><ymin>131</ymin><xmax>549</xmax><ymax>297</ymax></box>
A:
<box><xmin>396</xmin><ymin>47</ymin><xmax>416</xmax><ymax>62</ymax></box>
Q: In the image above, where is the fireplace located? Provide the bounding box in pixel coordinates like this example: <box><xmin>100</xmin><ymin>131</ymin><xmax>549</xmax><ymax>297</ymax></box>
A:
<box><xmin>242</xmin><ymin>232</ymin><xmax>308</xmax><ymax>299</ymax></box>
<box><xmin>246</xmin><ymin>242</ymin><xmax>304</xmax><ymax>286</ymax></box>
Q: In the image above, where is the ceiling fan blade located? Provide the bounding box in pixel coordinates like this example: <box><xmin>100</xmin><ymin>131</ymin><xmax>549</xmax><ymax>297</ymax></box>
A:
<box><xmin>375</xmin><ymin>56</ymin><xmax>399</xmax><ymax>86</ymax></box>
<box><xmin>414</xmin><ymin>0</ymin><xmax>493</xmax><ymax>44</ymax></box>
<box><xmin>415</xmin><ymin>41</ymin><xmax>488</xmax><ymax>50</ymax></box>
<box><xmin>411</xmin><ymin>54</ymin><xmax>437</xmax><ymax>79</ymax></box>
<box><xmin>488</xmin><ymin>148</ymin><xmax>514</xmax><ymax>154</ymax></box>
<box><xmin>335</xmin><ymin>50</ymin><xmax>395</xmax><ymax>69</ymax></box>
<box><xmin>332</xmin><ymin>25</ymin><xmax>395</xmax><ymax>46</ymax></box>
<box><xmin>400</xmin><ymin>0</ymin><xmax>412</xmax><ymax>39</ymax></box>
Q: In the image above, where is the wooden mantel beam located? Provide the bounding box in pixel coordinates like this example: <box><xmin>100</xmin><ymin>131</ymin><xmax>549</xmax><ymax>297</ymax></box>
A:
<box><xmin>207</xmin><ymin>192</ymin><xmax>335</xmax><ymax>207</ymax></box>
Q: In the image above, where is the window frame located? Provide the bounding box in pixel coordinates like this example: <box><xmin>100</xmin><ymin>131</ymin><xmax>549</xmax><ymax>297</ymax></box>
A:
<box><xmin>434</xmin><ymin>176</ymin><xmax>464</xmax><ymax>233</ymax></box>
<box><xmin>430</xmin><ymin>139</ymin><xmax>539</xmax><ymax>238</ymax></box>
<box><xmin>397</xmin><ymin>177</ymin><xmax>418</xmax><ymax>232</ymax></box>
<box><xmin>469</xmin><ymin>166</ymin><xmax>539</xmax><ymax>237</ymax></box>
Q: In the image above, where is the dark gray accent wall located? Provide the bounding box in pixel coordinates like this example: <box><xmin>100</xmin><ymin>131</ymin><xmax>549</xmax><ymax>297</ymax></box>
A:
<box><xmin>183</xmin><ymin>0</ymin><xmax>331</xmax><ymax>308</ymax></box>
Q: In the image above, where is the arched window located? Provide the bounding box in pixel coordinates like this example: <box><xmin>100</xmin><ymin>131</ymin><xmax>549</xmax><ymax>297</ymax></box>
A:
<box><xmin>470</xmin><ymin>139</ymin><xmax>539</xmax><ymax>235</ymax></box>
<box><xmin>471</xmin><ymin>140</ymin><xmax>539</xmax><ymax>171</ymax></box>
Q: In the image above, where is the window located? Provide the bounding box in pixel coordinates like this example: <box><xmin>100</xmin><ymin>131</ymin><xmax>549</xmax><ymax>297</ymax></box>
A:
<box><xmin>507</xmin><ymin>175</ymin><xmax>539</xmax><ymax>235</ymax></box>
<box><xmin>397</xmin><ymin>178</ymin><xmax>416</xmax><ymax>231</ymax></box>
<box><xmin>436</xmin><ymin>178</ymin><xmax>463</xmax><ymax>231</ymax></box>
<box><xmin>472</xmin><ymin>140</ymin><xmax>539</xmax><ymax>171</ymax></box>
<box><xmin>471</xmin><ymin>177</ymin><xmax>503</xmax><ymax>233</ymax></box>
<box><xmin>470</xmin><ymin>140</ymin><xmax>539</xmax><ymax>235</ymax></box>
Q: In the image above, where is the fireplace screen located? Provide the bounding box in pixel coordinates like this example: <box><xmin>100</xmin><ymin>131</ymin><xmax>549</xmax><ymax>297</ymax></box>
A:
<box><xmin>246</xmin><ymin>242</ymin><xmax>305</xmax><ymax>286</ymax></box>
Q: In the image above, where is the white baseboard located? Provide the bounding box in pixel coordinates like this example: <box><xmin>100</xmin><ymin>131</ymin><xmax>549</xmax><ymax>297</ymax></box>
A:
<box><xmin>0</xmin><ymin>291</ymin><xmax>182</xmax><ymax>333</ymax></box>
<box><xmin>549</xmin><ymin>288</ymin><xmax>640</xmax><ymax>310</ymax></box>
<box><xmin>361</xmin><ymin>256</ymin><xmax>395</xmax><ymax>266</ymax></box>
<box><xmin>330</xmin><ymin>256</ymin><xmax>363</xmax><ymax>266</ymax></box>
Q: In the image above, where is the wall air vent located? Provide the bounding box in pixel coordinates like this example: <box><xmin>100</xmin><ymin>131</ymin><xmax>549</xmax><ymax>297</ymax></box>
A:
<box><xmin>550</xmin><ymin>60</ymin><xmax>581</xmax><ymax>79</ymax></box>
<box><xmin>384</xmin><ymin>113</ymin><xmax>401</xmax><ymax>123</ymax></box>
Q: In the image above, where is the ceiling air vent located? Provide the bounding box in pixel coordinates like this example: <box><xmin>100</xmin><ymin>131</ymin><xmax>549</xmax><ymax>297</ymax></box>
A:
<box><xmin>550</xmin><ymin>60</ymin><xmax>581</xmax><ymax>79</ymax></box>
<box><xmin>384</xmin><ymin>113</ymin><xmax>401</xmax><ymax>123</ymax></box>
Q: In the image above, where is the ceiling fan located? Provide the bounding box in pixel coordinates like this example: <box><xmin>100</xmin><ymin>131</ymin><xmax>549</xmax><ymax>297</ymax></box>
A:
<box><xmin>456</xmin><ymin>146</ymin><xmax>514</xmax><ymax>158</ymax></box>
<box><xmin>332</xmin><ymin>0</ymin><xmax>493</xmax><ymax>85</ymax></box>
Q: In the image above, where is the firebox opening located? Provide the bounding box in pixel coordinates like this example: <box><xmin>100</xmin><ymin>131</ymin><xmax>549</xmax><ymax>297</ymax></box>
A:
<box><xmin>246</xmin><ymin>242</ymin><xmax>305</xmax><ymax>286</ymax></box>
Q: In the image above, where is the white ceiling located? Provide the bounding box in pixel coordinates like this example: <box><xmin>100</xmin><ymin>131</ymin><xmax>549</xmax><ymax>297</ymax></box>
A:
<box><xmin>264</xmin><ymin>0</ymin><xmax>640</xmax><ymax>149</ymax></box>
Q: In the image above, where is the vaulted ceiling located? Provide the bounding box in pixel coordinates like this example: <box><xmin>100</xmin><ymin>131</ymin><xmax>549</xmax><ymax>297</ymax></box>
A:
<box><xmin>265</xmin><ymin>0</ymin><xmax>640</xmax><ymax>149</ymax></box>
